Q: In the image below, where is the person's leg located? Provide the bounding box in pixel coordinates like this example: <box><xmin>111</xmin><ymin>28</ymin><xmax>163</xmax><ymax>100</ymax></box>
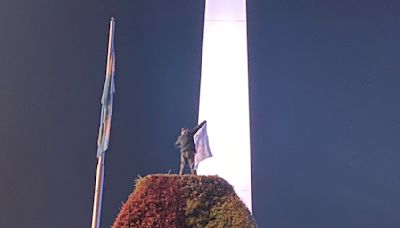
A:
<box><xmin>179</xmin><ymin>152</ymin><xmax>186</xmax><ymax>175</ymax></box>
<box><xmin>187</xmin><ymin>151</ymin><xmax>196</xmax><ymax>175</ymax></box>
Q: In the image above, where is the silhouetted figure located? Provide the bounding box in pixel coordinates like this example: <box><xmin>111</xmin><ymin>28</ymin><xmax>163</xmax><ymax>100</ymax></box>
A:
<box><xmin>175</xmin><ymin>120</ymin><xmax>207</xmax><ymax>175</ymax></box>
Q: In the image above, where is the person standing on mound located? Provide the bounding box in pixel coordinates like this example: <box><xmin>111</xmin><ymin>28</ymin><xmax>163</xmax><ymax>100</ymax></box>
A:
<box><xmin>175</xmin><ymin>120</ymin><xmax>207</xmax><ymax>175</ymax></box>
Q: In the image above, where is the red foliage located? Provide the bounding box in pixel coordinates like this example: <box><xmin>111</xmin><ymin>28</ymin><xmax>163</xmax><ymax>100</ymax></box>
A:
<box><xmin>112</xmin><ymin>175</ymin><xmax>187</xmax><ymax>227</ymax></box>
<box><xmin>112</xmin><ymin>175</ymin><xmax>256</xmax><ymax>228</ymax></box>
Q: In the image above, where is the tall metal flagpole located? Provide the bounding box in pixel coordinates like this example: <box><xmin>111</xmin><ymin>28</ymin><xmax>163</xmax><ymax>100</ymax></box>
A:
<box><xmin>91</xmin><ymin>17</ymin><xmax>116</xmax><ymax>228</ymax></box>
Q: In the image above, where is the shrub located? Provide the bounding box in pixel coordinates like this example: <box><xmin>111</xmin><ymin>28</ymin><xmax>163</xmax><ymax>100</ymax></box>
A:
<box><xmin>112</xmin><ymin>174</ymin><xmax>257</xmax><ymax>228</ymax></box>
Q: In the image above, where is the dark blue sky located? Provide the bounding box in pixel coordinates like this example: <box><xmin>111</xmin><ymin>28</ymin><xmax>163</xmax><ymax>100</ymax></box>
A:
<box><xmin>0</xmin><ymin>0</ymin><xmax>399</xmax><ymax>227</ymax></box>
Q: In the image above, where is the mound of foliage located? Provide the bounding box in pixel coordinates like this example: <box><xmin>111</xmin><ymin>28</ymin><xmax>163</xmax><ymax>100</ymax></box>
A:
<box><xmin>112</xmin><ymin>174</ymin><xmax>257</xmax><ymax>227</ymax></box>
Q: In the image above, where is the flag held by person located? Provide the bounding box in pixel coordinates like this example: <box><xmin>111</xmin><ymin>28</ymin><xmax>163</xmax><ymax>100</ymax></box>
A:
<box><xmin>194</xmin><ymin>122</ymin><xmax>212</xmax><ymax>169</ymax></box>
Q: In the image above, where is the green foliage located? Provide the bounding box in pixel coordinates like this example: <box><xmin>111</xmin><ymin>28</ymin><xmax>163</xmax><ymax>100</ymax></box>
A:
<box><xmin>180</xmin><ymin>176</ymin><xmax>239</xmax><ymax>227</ymax></box>
<box><xmin>207</xmin><ymin>197</ymin><xmax>257</xmax><ymax>228</ymax></box>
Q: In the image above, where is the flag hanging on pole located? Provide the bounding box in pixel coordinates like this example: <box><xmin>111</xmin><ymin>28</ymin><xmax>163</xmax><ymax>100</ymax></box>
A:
<box><xmin>194</xmin><ymin>122</ymin><xmax>212</xmax><ymax>169</ymax></box>
<box><xmin>97</xmin><ymin>19</ymin><xmax>116</xmax><ymax>158</ymax></box>
<box><xmin>92</xmin><ymin>17</ymin><xmax>116</xmax><ymax>228</ymax></box>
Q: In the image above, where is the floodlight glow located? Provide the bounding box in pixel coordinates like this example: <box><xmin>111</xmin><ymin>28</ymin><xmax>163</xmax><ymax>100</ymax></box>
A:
<box><xmin>197</xmin><ymin>0</ymin><xmax>252</xmax><ymax>211</ymax></box>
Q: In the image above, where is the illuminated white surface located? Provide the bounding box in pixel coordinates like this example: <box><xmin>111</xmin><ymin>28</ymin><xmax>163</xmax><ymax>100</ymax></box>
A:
<box><xmin>197</xmin><ymin>0</ymin><xmax>252</xmax><ymax>211</ymax></box>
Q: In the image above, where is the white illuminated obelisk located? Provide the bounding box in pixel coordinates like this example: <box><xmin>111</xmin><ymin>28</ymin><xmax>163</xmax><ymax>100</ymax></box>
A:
<box><xmin>197</xmin><ymin>0</ymin><xmax>252</xmax><ymax>211</ymax></box>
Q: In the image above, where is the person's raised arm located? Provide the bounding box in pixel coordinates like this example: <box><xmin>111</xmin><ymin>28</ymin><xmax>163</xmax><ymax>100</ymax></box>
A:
<box><xmin>192</xmin><ymin>120</ymin><xmax>207</xmax><ymax>134</ymax></box>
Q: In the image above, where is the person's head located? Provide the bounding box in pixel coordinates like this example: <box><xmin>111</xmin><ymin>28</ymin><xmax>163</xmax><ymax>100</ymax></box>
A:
<box><xmin>181</xmin><ymin>128</ymin><xmax>189</xmax><ymax>135</ymax></box>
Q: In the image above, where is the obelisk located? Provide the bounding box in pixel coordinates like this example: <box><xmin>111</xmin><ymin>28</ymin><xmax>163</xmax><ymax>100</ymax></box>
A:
<box><xmin>197</xmin><ymin>0</ymin><xmax>252</xmax><ymax>211</ymax></box>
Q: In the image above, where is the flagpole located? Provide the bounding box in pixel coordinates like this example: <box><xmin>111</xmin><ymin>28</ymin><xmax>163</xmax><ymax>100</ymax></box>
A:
<box><xmin>91</xmin><ymin>156</ymin><xmax>105</xmax><ymax>228</ymax></box>
<box><xmin>91</xmin><ymin>17</ymin><xmax>115</xmax><ymax>228</ymax></box>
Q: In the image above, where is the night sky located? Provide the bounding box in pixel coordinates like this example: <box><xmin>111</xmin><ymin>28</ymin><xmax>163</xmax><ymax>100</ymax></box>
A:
<box><xmin>0</xmin><ymin>0</ymin><xmax>399</xmax><ymax>227</ymax></box>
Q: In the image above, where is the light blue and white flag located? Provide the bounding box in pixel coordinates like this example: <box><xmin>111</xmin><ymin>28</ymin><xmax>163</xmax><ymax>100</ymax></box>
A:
<box><xmin>194</xmin><ymin>122</ymin><xmax>212</xmax><ymax>169</ymax></box>
<box><xmin>97</xmin><ymin>31</ymin><xmax>115</xmax><ymax>158</ymax></box>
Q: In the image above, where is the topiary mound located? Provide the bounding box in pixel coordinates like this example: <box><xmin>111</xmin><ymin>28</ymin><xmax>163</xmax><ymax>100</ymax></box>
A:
<box><xmin>112</xmin><ymin>174</ymin><xmax>257</xmax><ymax>228</ymax></box>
